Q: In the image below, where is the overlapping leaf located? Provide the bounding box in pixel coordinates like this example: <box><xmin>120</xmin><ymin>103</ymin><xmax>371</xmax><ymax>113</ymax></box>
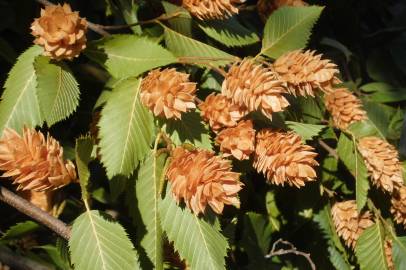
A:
<box><xmin>159</xmin><ymin>187</ymin><xmax>228</xmax><ymax>270</ymax></box>
<box><xmin>35</xmin><ymin>56</ymin><xmax>80</xmax><ymax>126</ymax></box>
<box><xmin>69</xmin><ymin>210</ymin><xmax>140</xmax><ymax>270</ymax></box>
<box><xmin>98</xmin><ymin>77</ymin><xmax>154</xmax><ymax>178</ymax></box>
<box><xmin>285</xmin><ymin>121</ymin><xmax>326</xmax><ymax>141</ymax></box>
<box><xmin>261</xmin><ymin>6</ymin><xmax>324</xmax><ymax>58</ymax></box>
<box><xmin>75</xmin><ymin>136</ymin><xmax>94</xmax><ymax>201</ymax></box>
<box><xmin>0</xmin><ymin>45</ymin><xmax>43</xmax><ymax>134</ymax></box>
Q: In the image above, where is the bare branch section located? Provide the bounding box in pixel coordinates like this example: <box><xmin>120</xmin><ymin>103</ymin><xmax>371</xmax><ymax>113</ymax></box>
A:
<box><xmin>0</xmin><ymin>246</ymin><xmax>52</xmax><ymax>270</ymax></box>
<box><xmin>266</xmin><ymin>238</ymin><xmax>316</xmax><ymax>270</ymax></box>
<box><xmin>34</xmin><ymin>0</ymin><xmax>111</xmax><ymax>36</ymax></box>
<box><xmin>0</xmin><ymin>186</ymin><xmax>71</xmax><ymax>240</ymax></box>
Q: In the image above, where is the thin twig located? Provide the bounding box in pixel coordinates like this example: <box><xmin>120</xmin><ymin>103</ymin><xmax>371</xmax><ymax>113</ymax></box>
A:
<box><xmin>34</xmin><ymin>0</ymin><xmax>111</xmax><ymax>37</ymax></box>
<box><xmin>0</xmin><ymin>186</ymin><xmax>71</xmax><ymax>240</ymax></box>
<box><xmin>100</xmin><ymin>12</ymin><xmax>182</xmax><ymax>30</ymax></box>
<box><xmin>318</xmin><ymin>139</ymin><xmax>339</xmax><ymax>160</ymax></box>
<box><xmin>0</xmin><ymin>246</ymin><xmax>52</xmax><ymax>270</ymax></box>
<box><xmin>266</xmin><ymin>239</ymin><xmax>316</xmax><ymax>270</ymax></box>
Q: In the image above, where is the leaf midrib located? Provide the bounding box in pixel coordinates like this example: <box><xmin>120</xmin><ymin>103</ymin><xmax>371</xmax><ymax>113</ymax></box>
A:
<box><xmin>194</xmin><ymin>215</ymin><xmax>217</xmax><ymax>269</ymax></box>
<box><xmin>87</xmin><ymin>211</ymin><xmax>108</xmax><ymax>270</ymax></box>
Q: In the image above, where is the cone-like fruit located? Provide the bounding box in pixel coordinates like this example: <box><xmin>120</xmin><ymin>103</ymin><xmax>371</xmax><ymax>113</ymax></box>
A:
<box><xmin>325</xmin><ymin>88</ymin><xmax>367</xmax><ymax>130</ymax></box>
<box><xmin>384</xmin><ymin>239</ymin><xmax>395</xmax><ymax>270</ymax></box>
<box><xmin>273</xmin><ymin>50</ymin><xmax>340</xmax><ymax>96</ymax></box>
<box><xmin>216</xmin><ymin>120</ymin><xmax>255</xmax><ymax>160</ymax></box>
<box><xmin>182</xmin><ymin>0</ymin><xmax>244</xmax><ymax>20</ymax></box>
<box><xmin>357</xmin><ymin>137</ymin><xmax>403</xmax><ymax>193</ymax></box>
<box><xmin>391</xmin><ymin>186</ymin><xmax>406</xmax><ymax>228</ymax></box>
<box><xmin>0</xmin><ymin>262</ymin><xmax>10</xmax><ymax>270</ymax></box>
<box><xmin>141</xmin><ymin>68</ymin><xmax>196</xmax><ymax>120</ymax></box>
<box><xmin>31</xmin><ymin>3</ymin><xmax>87</xmax><ymax>60</ymax></box>
<box><xmin>222</xmin><ymin>58</ymin><xmax>290</xmax><ymax>120</ymax></box>
<box><xmin>18</xmin><ymin>190</ymin><xmax>55</xmax><ymax>213</ymax></box>
<box><xmin>257</xmin><ymin>0</ymin><xmax>307</xmax><ymax>22</ymax></box>
<box><xmin>199</xmin><ymin>93</ymin><xmax>247</xmax><ymax>132</ymax></box>
<box><xmin>331</xmin><ymin>200</ymin><xmax>374</xmax><ymax>249</ymax></box>
<box><xmin>166</xmin><ymin>147</ymin><xmax>243</xmax><ymax>215</ymax></box>
<box><xmin>253</xmin><ymin>129</ymin><xmax>318</xmax><ymax>187</ymax></box>
<box><xmin>0</xmin><ymin>128</ymin><xmax>77</xmax><ymax>191</ymax></box>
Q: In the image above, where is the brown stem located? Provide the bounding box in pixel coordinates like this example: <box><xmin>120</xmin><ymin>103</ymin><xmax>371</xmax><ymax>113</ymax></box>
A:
<box><xmin>0</xmin><ymin>186</ymin><xmax>71</xmax><ymax>240</ymax></box>
<box><xmin>266</xmin><ymin>239</ymin><xmax>316</xmax><ymax>270</ymax></box>
<box><xmin>318</xmin><ymin>139</ymin><xmax>339</xmax><ymax>160</ymax></box>
<box><xmin>0</xmin><ymin>246</ymin><xmax>52</xmax><ymax>270</ymax></box>
<box><xmin>34</xmin><ymin>0</ymin><xmax>111</xmax><ymax>37</ymax></box>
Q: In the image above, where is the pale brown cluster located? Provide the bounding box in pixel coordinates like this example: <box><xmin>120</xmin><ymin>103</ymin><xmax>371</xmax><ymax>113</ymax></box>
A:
<box><xmin>140</xmin><ymin>68</ymin><xmax>196</xmax><ymax>120</ymax></box>
<box><xmin>166</xmin><ymin>147</ymin><xmax>243</xmax><ymax>215</ymax></box>
<box><xmin>199</xmin><ymin>93</ymin><xmax>247</xmax><ymax>132</ymax></box>
<box><xmin>18</xmin><ymin>190</ymin><xmax>55</xmax><ymax>213</ymax></box>
<box><xmin>257</xmin><ymin>0</ymin><xmax>307</xmax><ymax>22</ymax></box>
<box><xmin>384</xmin><ymin>239</ymin><xmax>395</xmax><ymax>270</ymax></box>
<box><xmin>216</xmin><ymin>120</ymin><xmax>255</xmax><ymax>160</ymax></box>
<box><xmin>331</xmin><ymin>200</ymin><xmax>374</xmax><ymax>249</ymax></box>
<box><xmin>31</xmin><ymin>3</ymin><xmax>87</xmax><ymax>60</ymax></box>
<box><xmin>273</xmin><ymin>50</ymin><xmax>341</xmax><ymax>96</ymax></box>
<box><xmin>0</xmin><ymin>128</ymin><xmax>77</xmax><ymax>191</ymax></box>
<box><xmin>324</xmin><ymin>88</ymin><xmax>367</xmax><ymax>130</ymax></box>
<box><xmin>182</xmin><ymin>0</ymin><xmax>244</xmax><ymax>20</ymax></box>
<box><xmin>0</xmin><ymin>262</ymin><xmax>10</xmax><ymax>270</ymax></box>
<box><xmin>357</xmin><ymin>137</ymin><xmax>403</xmax><ymax>193</ymax></box>
<box><xmin>222</xmin><ymin>58</ymin><xmax>290</xmax><ymax>120</ymax></box>
<box><xmin>391</xmin><ymin>186</ymin><xmax>406</xmax><ymax>228</ymax></box>
<box><xmin>253</xmin><ymin>129</ymin><xmax>318</xmax><ymax>188</ymax></box>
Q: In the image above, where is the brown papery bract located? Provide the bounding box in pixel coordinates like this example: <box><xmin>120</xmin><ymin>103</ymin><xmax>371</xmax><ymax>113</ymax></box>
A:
<box><xmin>166</xmin><ymin>147</ymin><xmax>243</xmax><ymax>215</ymax></box>
<box><xmin>31</xmin><ymin>3</ymin><xmax>88</xmax><ymax>60</ymax></box>
<box><xmin>391</xmin><ymin>186</ymin><xmax>406</xmax><ymax>228</ymax></box>
<box><xmin>18</xmin><ymin>189</ymin><xmax>55</xmax><ymax>214</ymax></box>
<box><xmin>182</xmin><ymin>0</ymin><xmax>245</xmax><ymax>20</ymax></box>
<box><xmin>325</xmin><ymin>88</ymin><xmax>367</xmax><ymax>130</ymax></box>
<box><xmin>273</xmin><ymin>50</ymin><xmax>341</xmax><ymax>96</ymax></box>
<box><xmin>331</xmin><ymin>200</ymin><xmax>374</xmax><ymax>249</ymax></box>
<box><xmin>0</xmin><ymin>127</ymin><xmax>77</xmax><ymax>191</ymax></box>
<box><xmin>140</xmin><ymin>68</ymin><xmax>196</xmax><ymax>120</ymax></box>
<box><xmin>357</xmin><ymin>136</ymin><xmax>403</xmax><ymax>193</ymax></box>
<box><xmin>253</xmin><ymin>129</ymin><xmax>318</xmax><ymax>187</ymax></box>
<box><xmin>222</xmin><ymin>58</ymin><xmax>290</xmax><ymax>120</ymax></box>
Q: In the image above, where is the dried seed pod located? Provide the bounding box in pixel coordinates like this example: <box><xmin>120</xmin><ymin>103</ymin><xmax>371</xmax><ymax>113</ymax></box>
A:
<box><xmin>391</xmin><ymin>186</ymin><xmax>406</xmax><ymax>228</ymax></box>
<box><xmin>331</xmin><ymin>200</ymin><xmax>374</xmax><ymax>249</ymax></box>
<box><xmin>0</xmin><ymin>128</ymin><xmax>77</xmax><ymax>191</ymax></box>
<box><xmin>253</xmin><ymin>129</ymin><xmax>318</xmax><ymax>187</ymax></box>
<box><xmin>325</xmin><ymin>88</ymin><xmax>367</xmax><ymax>130</ymax></box>
<box><xmin>166</xmin><ymin>147</ymin><xmax>243</xmax><ymax>215</ymax></box>
<box><xmin>216</xmin><ymin>120</ymin><xmax>255</xmax><ymax>160</ymax></box>
<box><xmin>199</xmin><ymin>93</ymin><xmax>247</xmax><ymax>132</ymax></box>
<box><xmin>222</xmin><ymin>58</ymin><xmax>290</xmax><ymax>120</ymax></box>
<box><xmin>18</xmin><ymin>190</ymin><xmax>55</xmax><ymax>213</ymax></box>
<box><xmin>31</xmin><ymin>3</ymin><xmax>88</xmax><ymax>60</ymax></box>
<box><xmin>257</xmin><ymin>0</ymin><xmax>307</xmax><ymax>22</ymax></box>
<box><xmin>358</xmin><ymin>137</ymin><xmax>403</xmax><ymax>193</ymax></box>
<box><xmin>273</xmin><ymin>50</ymin><xmax>341</xmax><ymax>96</ymax></box>
<box><xmin>182</xmin><ymin>0</ymin><xmax>244</xmax><ymax>20</ymax></box>
<box><xmin>140</xmin><ymin>68</ymin><xmax>196</xmax><ymax>120</ymax></box>
<box><xmin>384</xmin><ymin>239</ymin><xmax>395</xmax><ymax>270</ymax></box>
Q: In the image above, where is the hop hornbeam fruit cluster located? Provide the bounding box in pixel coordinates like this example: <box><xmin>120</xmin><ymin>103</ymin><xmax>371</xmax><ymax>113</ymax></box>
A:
<box><xmin>331</xmin><ymin>200</ymin><xmax>374</xmax><ymax>249</ymax></box>
<box><xmin>166</xmin><ymin>147</ymin><xmax>243</xmax><ymax>215</ymax></box>
<box><xmin>384</xmin><ymin>239</ymin><xmax>395</xmax><ymax>270</ymax></box>
<box><xmin>182</xmin><ymin>0</ymin><xmax>245</xmax><ymax>20</ymax></box>
<box><xmin>0</xmin><ymin>128</ymin><xmax>77</xmax><ymax>211</ymax></box>
<box><xmin>257</xmin><ymin>0</ymin><xmax>308</xmax><ymax>22</ymax></box>
<box><xmin>31</xmin><ymin>3</ymin><xmax>87</xmax><ymax>60</ymax></box>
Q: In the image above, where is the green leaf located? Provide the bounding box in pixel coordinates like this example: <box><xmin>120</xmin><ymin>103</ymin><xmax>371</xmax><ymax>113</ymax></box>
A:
<box><xmin>34</xmin><ymin>56</ymin><xmax>80</xmax><ymax>126</ymax></box>
<box><xmin>37</xmin><ymin>244</ymin><xmax>72</xmax><ymax>270</ymax></box>
<box><xmin>159</xmin><ymin>187</ymin><xmax>228</xmax><ymax>270</ymax></box>
<box><xmin>0</xmin><ymin>45</ymin><xmax>43</xmax><ymax>134</ymax></box>
<box><xmin>162</xmin><ymin>1</ymin><xmax>192</xmax><ymax>37</ymax></box>
<box><xmin>369</xmin><ymin>89</ymin><xmax>406</xmax><ymax>103</ymax></box>
<box><xmin>75</xmin><ymin>136</ymin><xmax>94</xmax><ymax>201</ymax></box>
<box><xmin>393</xmin><ymin>236</ymin><xmax>406</xmax><ymax>270</ymax></box>
<box><xmin>337</xmin><ymin>134</ymin><xmax>369</xmax><ymax>211</ymax></box>
<box><xmin>198</xmin><ymin>18</ymin><xmax>260</xmax><ymax>47</ymax></box>
<box><xmin>363</xmin><ymin>101</ymin><xmax>392</xmax><ymax>138</ymax></box>
<box><xmin>355</xmin><ymin>223</ymin><xmax>388</xmax><ymax>270</ymax></box>
<box><xmin>135</xmin><ymin>151</ymin><xmax>167</xmax><ymax>270</ymax></box>
<box><xmin>98</xmin><ymin>77</ymin><xmax>154</xmax><ymax>178</ymax></box>
<box><xmin>160</xmin><ymin>111</ymin><xmax>213</xmax><ymax>150</ymax></box>
<box><xmin>348</xmin><ymin>120</ymin><xmax>381</xmax><ymax>139</ymax></box>
<box><xmin>361</xmin><ymin>82</ymin><xmax>393</xmax><ymax>93</ymax></box>
<box><xmin>85</xmin><ymin>35</ymin><xmax>176</xmax><ymax>79</ymax></box>
<box><xmin>285</xmin><ymin>121</ymin><xmax>326</xmax><ymax>141</ymax></box>
<box><xmin>261</xmin><ymin>6</ymin><xmax>324</xmax><ymax>58</ymax></box>
<box><xmin>1</xmin><ymin>221</ymin><xmax>39</xmax><ymax>241</ymax></box>
<box><xmin>69</xmin><ymin>210</ymin><xmax>140</xmax><ymax>270</ymax></box>
<box><xmin>163</xmin><ymin>26</ymin><xmax>236</xmax><ymax>67</ymax></box>
<box><xmin>328</xmin><ymin>247</ymin><xmax>351</xmax><ymax>270</ymax></box>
